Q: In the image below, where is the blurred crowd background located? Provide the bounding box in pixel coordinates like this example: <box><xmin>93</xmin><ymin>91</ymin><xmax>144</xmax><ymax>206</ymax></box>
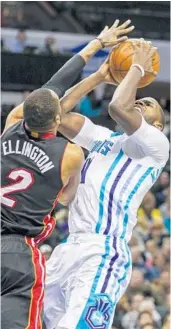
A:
<box><xmin>1</xmin><ymin>2</ymin><xmax>170</xmax><ymax>329</ymax></box>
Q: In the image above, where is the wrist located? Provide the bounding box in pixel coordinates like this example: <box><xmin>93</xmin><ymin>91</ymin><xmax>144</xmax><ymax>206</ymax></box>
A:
<box><xmin>90</xmin><ymin>39</ymin><xmax>102</xmax><ymax>51</ymax></box>
<box><xmin>95</xmin><ymin>37</ymin><xmax>105</xmax><ymax>49</ymax></box>
<box><xmin>95</xmin><ymin>70</ymin><xmax>106</xmax><ymax>82</ymax></box>
<box><xmin>79</xmin><ymin>39</ymin><xmax>102</xmax><ymax>63</ymax></box>
<box><xmin>131</xmin><ymin>64</ymin><xmax>145</xmax><ymax>77</ymax></box>
<box><xmin>130</xmin><ymin>66</ymin><xmax>143</xmax><ymax>81</ymax></box>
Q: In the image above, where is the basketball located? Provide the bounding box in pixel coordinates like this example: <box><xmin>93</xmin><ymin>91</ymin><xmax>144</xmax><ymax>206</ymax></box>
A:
<box><xmin>109</xmin><ymin>39</ymin><xmax>160</xmax><ymax>88</ymax></box>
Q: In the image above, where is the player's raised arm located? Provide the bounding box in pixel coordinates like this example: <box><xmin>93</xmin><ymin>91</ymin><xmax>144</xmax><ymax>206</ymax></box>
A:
<box><xmin>58</xmin><ymin>57</ymin><xmax>117</xmax><ymax>140</ymax></box>
<box><xmin>108</xmin><ymin>40</ymin><xmax>157</xmax><ymax>135</ymax></box>
<box><xmin>58</xmin><ymin>22</ymin><xmax>136</xmax><ymax>147</ymax></box>
<box><xmin>45</xmin><ymin>18</ymin><xmax>133</xmax><ymax>97</ymax></box>
<box><xmin>46</xmin><ymin>19</ymin><xmax>133</xmax><ymax>98</ymax></box>
<box><xmin>46</xmin><ymin>19</ymin><xmax>133</xmax><ymax>97</ymax></box>
<box><xmin>4</xmin><ymin>20</ymin><xmax>134</xmax><ymax>132</ymax></box>
<box><xmin>60</xmin><ymin>55</ymin><xmax>118</xmax><ymax>115</ymax></box>
<box><xmin>108</xmin><ymin>39</ymin><xmax>169</xmax><ymax>165</ymax></box>
<box><xmin>58</xmin><ymin>58</ymin><xmax>120</xmax><ymax>150</ymax></box>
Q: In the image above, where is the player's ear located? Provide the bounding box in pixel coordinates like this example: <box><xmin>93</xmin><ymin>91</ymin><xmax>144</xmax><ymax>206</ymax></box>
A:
<box><xmin>153</xmin><ymin>121</ymin><xmax>163</xmax><ymax>131</ymax></box>
<box><xmin>55</xmin><ymin>114</ymin><xmax>61</xmax><ymax>126</ymax></box>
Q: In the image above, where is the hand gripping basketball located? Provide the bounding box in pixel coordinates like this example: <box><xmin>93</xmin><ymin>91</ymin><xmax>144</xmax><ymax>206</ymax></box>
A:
<box><xmin>98</xmin><ymin>57</ymin><xmax>118</xmax><ymax>85</ymax></box>
<box><xmin>132</xmin><ymin>39</ymin><xmax>158</xmax><ymax>76</ymax></box>
<box><xmin>109</xmin><ymin>38</ymin><xmax>160</xmax><ymax>88</ymax></box>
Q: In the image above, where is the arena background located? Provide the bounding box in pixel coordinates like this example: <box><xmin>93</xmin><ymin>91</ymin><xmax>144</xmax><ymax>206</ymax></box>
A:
<box><xmin>1</xmin><ymin>1</ymin><xmax>170</xmax><ymax>328</ymax></box>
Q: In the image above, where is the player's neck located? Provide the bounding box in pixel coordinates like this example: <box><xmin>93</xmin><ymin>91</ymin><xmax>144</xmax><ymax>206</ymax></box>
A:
<box><xmin>38</xmin><ymin>127</ymin><xmax>57</xmax><ymax>139</ymax></box>
<box><xmin>46</xmin><ymin>127</ymin><xmax>57</xmax><ymax>135</ymax></box>
<box><xmin>24</xmin><ymin>122</ymin><xmax>57</xmax><ymax>138</ymax></box>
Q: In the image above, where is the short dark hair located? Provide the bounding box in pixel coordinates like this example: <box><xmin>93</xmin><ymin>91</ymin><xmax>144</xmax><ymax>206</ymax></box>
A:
<box><xmin>23</xmin><ymin>88</ymin><xmax>60</xmax><ymax>132</ymax></box>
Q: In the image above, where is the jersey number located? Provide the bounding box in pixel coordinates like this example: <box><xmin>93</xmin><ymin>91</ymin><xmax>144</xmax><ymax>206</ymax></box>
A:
<box><xmin>81</xmin><ymin>157</ymin><xmax>93</xmax><ymax>184</ymax></box>
<box><xmin>1</xmin><ymin>168</ymin><xmax>34</xmax><ymax>208</ymax></box>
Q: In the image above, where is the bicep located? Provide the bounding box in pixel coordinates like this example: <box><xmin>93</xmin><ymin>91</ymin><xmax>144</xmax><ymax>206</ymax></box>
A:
<box><xmin>129</xmin><ymin>118</ymin><xmax>169</xmax><ymax>165</ymax></box>
<box><xmin>59</xmin><ymin>113</ymin><xmax>111</xmax><ymax>151</ymax></box>
<box><xmin>58</xmin><ymin>113</ymin><xmax>86</xmax><ymax>140</ymax></box>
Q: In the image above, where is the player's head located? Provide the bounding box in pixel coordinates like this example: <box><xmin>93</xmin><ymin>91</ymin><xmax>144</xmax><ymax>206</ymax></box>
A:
<box><xmin>23</xmin><ymin>88</ymin><xmax>61</xmax><ymax>134</ymax></box>
<box><xmin>134</xmin><ymin>97</ymin><xmax>165</xmax><ymax>131</ymax></box>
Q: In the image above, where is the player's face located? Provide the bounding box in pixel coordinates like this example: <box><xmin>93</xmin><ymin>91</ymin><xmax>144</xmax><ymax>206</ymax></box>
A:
<box><xmin>134</xmin><ymin>98</ymin><xmax>163</xmax><ymax>130</ymax></box>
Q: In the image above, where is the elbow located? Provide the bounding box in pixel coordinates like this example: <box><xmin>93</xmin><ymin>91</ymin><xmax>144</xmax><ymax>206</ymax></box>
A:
<box><xmin>108</xmin><ymin>99</ymin><xmax>123</xmax><ymax>119</ymax></box>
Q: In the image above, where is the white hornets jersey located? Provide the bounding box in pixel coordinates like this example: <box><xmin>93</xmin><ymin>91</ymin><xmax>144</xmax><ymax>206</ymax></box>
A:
<box><xmin>69</xmin><ymin>116</ymin><xmax>169</xmax><ymax>242</ymax></box>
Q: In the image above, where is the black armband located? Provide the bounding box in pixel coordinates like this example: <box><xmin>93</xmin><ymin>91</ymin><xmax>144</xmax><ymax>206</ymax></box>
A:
<box><xmin>42</xmin><ymin>54</ymin><xmax>85</xmax><ymax>98</ymax></box>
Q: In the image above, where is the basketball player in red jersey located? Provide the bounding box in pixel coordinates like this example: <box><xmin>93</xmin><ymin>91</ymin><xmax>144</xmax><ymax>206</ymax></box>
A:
<box><xmin>1</xmin><ymin>20</ymin><xmax>134</xmax><ymax>329</ymax></box>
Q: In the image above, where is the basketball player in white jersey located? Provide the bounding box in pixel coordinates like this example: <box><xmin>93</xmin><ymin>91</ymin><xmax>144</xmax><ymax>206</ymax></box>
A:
<box><xmin>44</xmin><ymin>40</ymin><xmax>169</xmax><ymax>329</ymax></box>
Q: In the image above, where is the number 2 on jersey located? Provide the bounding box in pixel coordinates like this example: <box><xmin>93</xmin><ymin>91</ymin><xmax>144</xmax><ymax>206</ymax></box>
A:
<box><xmin>1</xmin><ymin>168</ymin><xmax>34</xmax><ymax>208</ymax></box>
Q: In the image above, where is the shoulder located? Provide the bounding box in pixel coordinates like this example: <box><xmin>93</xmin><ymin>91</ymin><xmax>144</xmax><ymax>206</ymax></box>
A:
<box><xmin>132</xmin><ymin>117</ymin><xmax>169</xmax><ymax>149</ymax></box>
<box><xmin>160</xmin><ymin>132</ymin><xmax>170</xmax><ymax>155</ymax></box>
<box><xmin>147</xmin><ymin>127</ymin><xmax>169</xmax><ymax>159</ymax></box>
<box><xmin>158</xmin><ymin>130</ymin><xmax>169</xmax><ymax>147</ymax></box>
<box><xmin>147</xmin><ymin>123</ymin><xmax>169</xmax><ymax>143</ymax></box>
<box><xmin>2</xmin><ymin>120</ymin><xmax>23</xmax><ymax>137</ymax></box>
<box><xmin>129</xmin><ymin>119</ymin><xmax>169</xmax><ymax>164</ymax></box>
<box><xmin>3</xmin><ymin>103</ymin><xmax>24</xmax><ymax>133</ymax></box>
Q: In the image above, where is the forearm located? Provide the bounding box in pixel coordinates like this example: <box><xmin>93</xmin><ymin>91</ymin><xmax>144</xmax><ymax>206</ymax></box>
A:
<box><xmin>43</xmin><ymin>39</ymin><xmax>102</xmax><ymax>98</ymax></box>
<box><xmin>60</xmin><ymin>71</ymin><xmax>103</xmax><ymax>114</ymax></box>
<box><xmin>59</xmin><ymin>70</ymin><xmax>104</xmax><ymax>138</ymax></box>
<box><xmin>109</xmin><ymin>66</ymin><xmax>142</xmax><ymax>112</ymax></box>
<box><xmin>5</xmin><ymin>54</ymin><xmax>86</xmax><ymax>128</ymax></box>
<box><xmin>43</xmin><ymin>54</ymin><xmax>85</xmax><ymax>98</ymax></box>
<box><xmin>108</xmin><ymin>66</ymin><xmax>142</xmax><ymax>135</ymax></box>
<box><xmin>4</xmin><ymin>40</ymin><xmax>102</xmax><ymax>131</ymax></box>
<box><xmin>79</xmin><ymin>39</ymin><xmax>102</xmax><ymax>63</ymax></box>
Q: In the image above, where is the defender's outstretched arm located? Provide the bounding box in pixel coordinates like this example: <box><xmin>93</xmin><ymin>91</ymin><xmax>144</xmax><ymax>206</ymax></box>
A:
<box><xmin>4</xmin><ymin>20</ymin><xmax>134</xmax><ymax>132</ymax></box>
